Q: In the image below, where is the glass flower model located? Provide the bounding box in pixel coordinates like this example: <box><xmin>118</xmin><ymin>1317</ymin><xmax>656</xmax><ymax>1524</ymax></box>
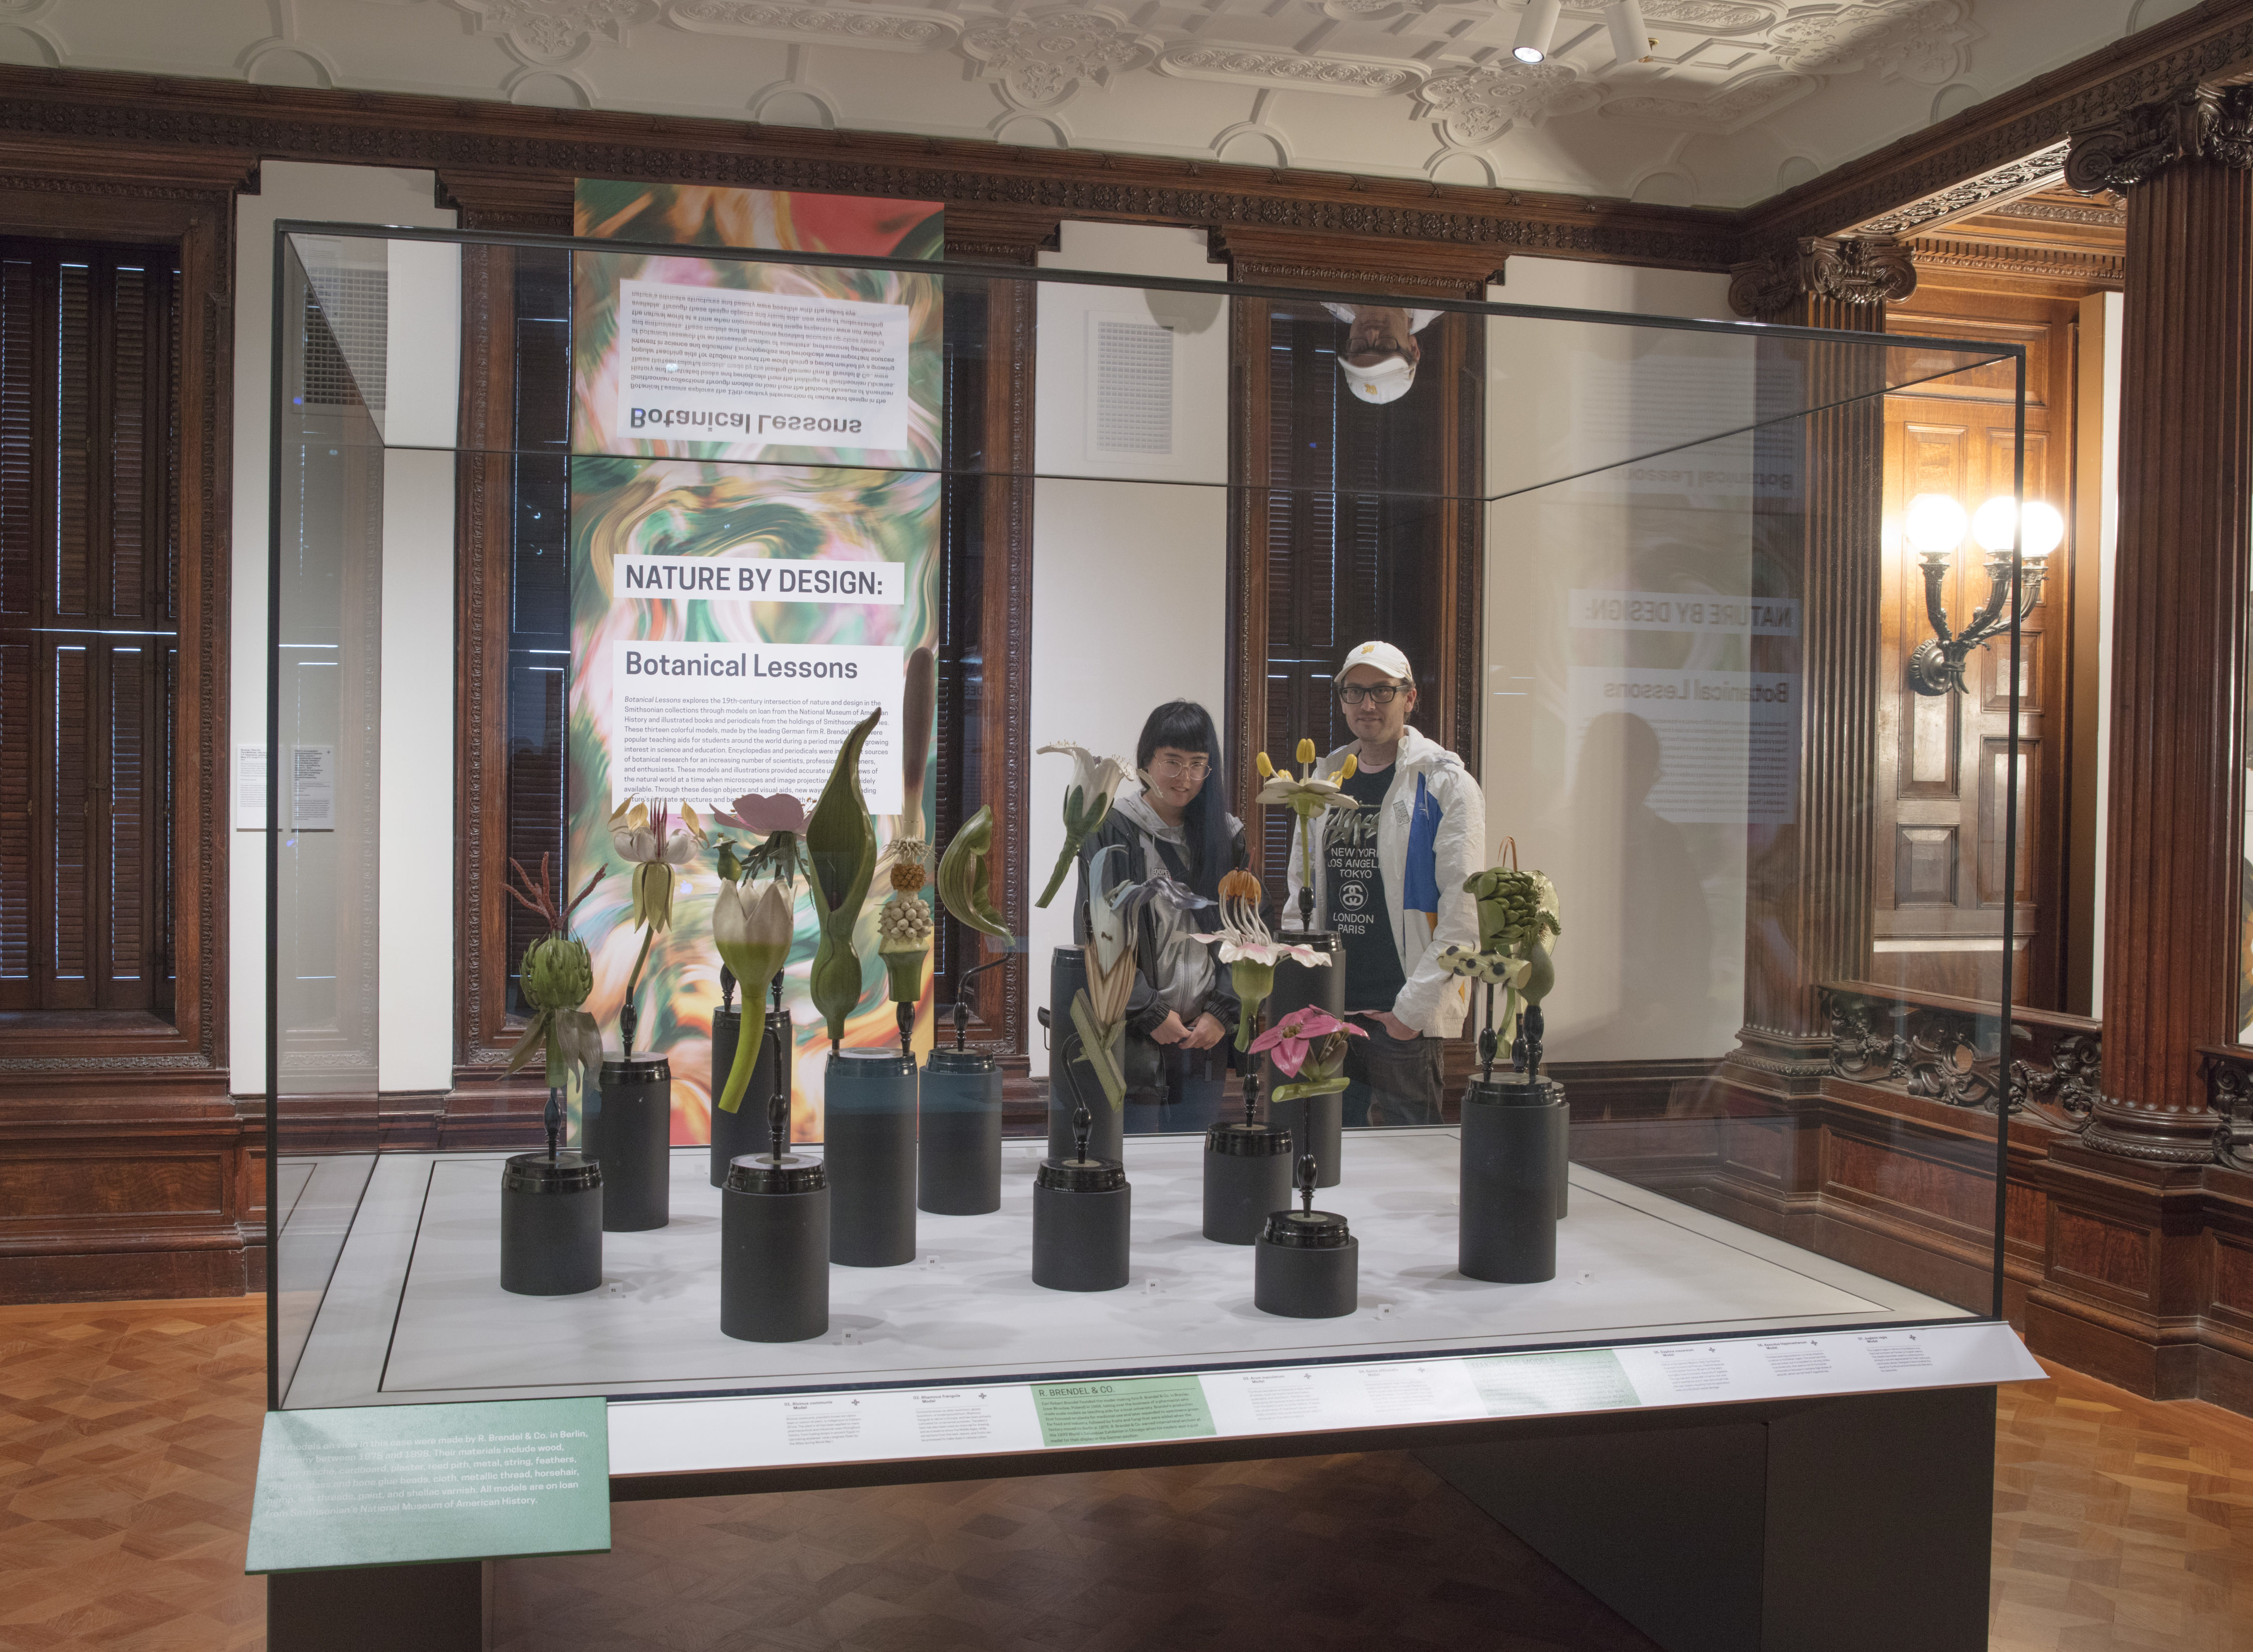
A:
<box><xmin>1068</xmin><ymin>843</ymin><xmax>1210</xmax><ymax>1110</ymax></box>
<box><xmin>1437</xmin><ymin>862</ymin><xmax>1562</xmax><ymax>1067</ymax></box>
<box><xmin>935</xmin><ymin>804</ymin><xmax>1010</xmax><ymax>941</ymax></box>
<box><xmin>878</xmin><ymin>645</ymin><xmax>941</xmax><ymax>1047</ymax></box>
<box><xmin>804</xmin><ymin>709</ymin><xmax>883</xmax><ymax>1048</ymax></box>
<box><xmin>500</xmin><ymin>854</ymin><xmax>604</xmax><ymax>1157</ymax></box>
<box><xmin>607</xmin><ymin>797</ymin><xmax>707</xmax><ymax>1059</ymax></box>
<box><xmin>1256</xmin><ymin>738</ymin><xmax>1360</xmax><ymax>920</ymax></box>
<box><xmin>1033</xmin><ymin>741</ymin><xmax>1129</xmax><ymax>909</ymax></box>
<box><xmin>707</xmin><ymin>799</ymin><xmax>802</xmax><ymax>1115</ymax></box>
<box><xmin>1250</xmin><ymin>1006</ymin><xmax>1366</xmax><ymax>1105</ymax></box>
<box><xmin>1197</xmin><ymin>867</ymin><xmax>1331</xmax><ymax>1053</ymax></box>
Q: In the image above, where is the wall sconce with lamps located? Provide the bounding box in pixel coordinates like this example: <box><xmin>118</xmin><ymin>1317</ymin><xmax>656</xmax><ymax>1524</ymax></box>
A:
<box><xmin>1903</xmin><ymin>493</ymin><xmax>2064</xmax><ymax>697</ymax></box>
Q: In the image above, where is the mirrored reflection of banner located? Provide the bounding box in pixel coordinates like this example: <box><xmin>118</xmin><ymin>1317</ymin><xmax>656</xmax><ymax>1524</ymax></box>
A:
<box><xmin>568</xmin><ymin>183</ymin><xmax>944</xmax><ymax>1147</ymax></box>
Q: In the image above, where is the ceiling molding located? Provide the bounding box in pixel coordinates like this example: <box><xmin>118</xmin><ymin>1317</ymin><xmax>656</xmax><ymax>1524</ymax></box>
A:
<box><xmin>1907</xmin><ymin>234</ymin><xmax>2124</xmax><ymax>290</ymax></box>
<box><xmin>0</xmin><ymin>2</ymin><xmax>2239</xmax><ymax>281</ymax></box>
<box><xmin>1745</xmin><ymin>0</ymin><xmax>2253</xmax><ymax>254</ymax></box>
<box><xmin>0</xmin><ymin>64</ymin><xmax>1741</xmax><ymax>269</ymax></box>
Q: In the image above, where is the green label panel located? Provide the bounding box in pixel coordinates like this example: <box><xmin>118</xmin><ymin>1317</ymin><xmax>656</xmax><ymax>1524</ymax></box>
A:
<box><xmin>246</xmin><ymin>1398</ymin><xmax>611</xmax><ymax>1573</ymax></box>
<box><xmin>1468</xmin><ymin>1350</ymin><xmax>1641</xmax><ymax>1417</ymax></box>
<box><xmin>1030</xmin><ymin>1375</ymin><xmax>1216</xmax><ymax>1448</ymax></box>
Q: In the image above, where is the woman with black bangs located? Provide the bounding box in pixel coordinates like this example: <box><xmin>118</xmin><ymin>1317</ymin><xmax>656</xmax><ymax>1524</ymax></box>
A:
<box><xmin>1072</xmin><ymin>700</ymin><xmax>1249</xmax><ymax>1133</ymax></box>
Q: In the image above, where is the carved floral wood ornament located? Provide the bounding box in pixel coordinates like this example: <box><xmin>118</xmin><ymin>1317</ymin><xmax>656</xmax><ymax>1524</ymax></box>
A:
<box><xmin>1726</xmin><ymin>233</ymin><xmax>1917</xmax><ymax>318</ymax></box>
<box><xmin>2065</xmin><ymin>83</ymin><xmax>2253</xmax><ymax>195</ymax></box>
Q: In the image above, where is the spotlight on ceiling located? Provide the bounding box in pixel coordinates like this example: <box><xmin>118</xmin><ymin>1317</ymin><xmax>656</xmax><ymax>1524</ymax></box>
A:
<box><xmin>1603</xmin><ymin>0</ymin><xmax>1647</xmax><ymax>66</ymax></box>
<box><xmin>1512</xmin><ymin>0</ymin><xmax>1562</xmax><ymax>64</ymax></box>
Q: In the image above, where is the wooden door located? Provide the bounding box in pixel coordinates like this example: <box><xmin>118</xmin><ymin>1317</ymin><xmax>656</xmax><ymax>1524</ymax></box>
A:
<box><xmin>1876</xmin><ymin>296</ymin><xmax>2077</xmax><ymax>1007</ymax></box>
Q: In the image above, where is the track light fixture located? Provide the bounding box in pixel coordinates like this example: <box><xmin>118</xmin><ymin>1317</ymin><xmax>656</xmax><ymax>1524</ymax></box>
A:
<box><xmin>1512</xmin><ymin>0</ymin><xmax>1561</xmax><ymax>64</ymax></box>
<box><xmin>1603</xmin><ymin>0</ymin><xmax>1648</xmax><ymax>66</ymax></box>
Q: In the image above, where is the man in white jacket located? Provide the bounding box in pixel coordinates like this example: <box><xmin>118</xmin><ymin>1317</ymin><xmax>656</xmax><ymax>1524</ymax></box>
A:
<box><xmin>1284</xmin><ymin>641</ymin><xmax>1485</xmax><ymax>1126</ymax></box>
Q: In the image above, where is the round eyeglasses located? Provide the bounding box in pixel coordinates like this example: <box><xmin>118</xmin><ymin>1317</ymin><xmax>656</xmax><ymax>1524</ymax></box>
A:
<box><xmin>1149</xmin><ymin>754</ymin><xmax>1211</xmax><ymax>779</ymax></box>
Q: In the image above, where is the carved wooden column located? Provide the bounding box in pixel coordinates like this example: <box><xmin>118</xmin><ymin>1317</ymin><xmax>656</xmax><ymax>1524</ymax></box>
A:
<box><xmin>1722</xmin><ymin>238</ymin><xmax>1914</xmax><ymax>1090</ymax></box>
<box><xmin>2067</xmin><ymin>87</ymin><xmax>2253</xmax><ymax>1165</ymax></box>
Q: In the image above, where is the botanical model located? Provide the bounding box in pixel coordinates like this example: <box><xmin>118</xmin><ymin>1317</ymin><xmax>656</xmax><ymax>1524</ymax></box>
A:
<box><xmin>933</xmin><ymin>801</ymin><xmax>1013</xmax><ymax>1049</ymax></box>
<box><xmin>1438</xmin><ymin>842</ymin><xmax>1563</xmax><ymax>1082</ymax></box>
<box><xmin>1069</xmin><ymin>842</ymin><xmax>1207</xmax><ymax>1111</ymax></box>
<box><xmin>607</xmin><ymin>797</ymin><xmax>707</xmax><ymax>1061</ymax></box>
<box><xmin>1034</xmin><ymin>741</ymin><xmax>1129</xmax><ymax>909</ymax></box>
<box><xmin>501</xmin><ymin>855</ymin><xmax>605</xmax><ymax>1159</ymax></box>
<box><xmin>805</xmin><ymin>707</ymin><xmax>883</xmax><ymax>1050</ymax></box>
<box><xmin>1256</xmin><ymin>738</ymin><xmax>1360</xmax><ymax>928</ymax></box>
<box><xmin>877</xmin><ymin>648</ymin><xmax>938</xmax><ymax>1050</ymax></box>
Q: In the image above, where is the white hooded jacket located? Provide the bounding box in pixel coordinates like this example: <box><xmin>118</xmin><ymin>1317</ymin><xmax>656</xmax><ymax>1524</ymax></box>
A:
<box><xmin>1281</xmin><ymin>725</ymin><xmax>1485</xmax><ymax>1040</ymax></box>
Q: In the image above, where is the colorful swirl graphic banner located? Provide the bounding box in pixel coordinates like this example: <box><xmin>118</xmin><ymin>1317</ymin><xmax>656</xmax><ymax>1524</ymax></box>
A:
<box><xmin>568</xmin><ymin>181</ymin><xmax>944</xmax><ymax>1146</ymax></box>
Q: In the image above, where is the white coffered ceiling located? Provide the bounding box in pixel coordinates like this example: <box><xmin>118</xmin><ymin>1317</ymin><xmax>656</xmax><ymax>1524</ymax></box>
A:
<box><xmin>0</xmin><ymin>0</ymin><xmax>2177</xmax><ymax>207</ymax></box>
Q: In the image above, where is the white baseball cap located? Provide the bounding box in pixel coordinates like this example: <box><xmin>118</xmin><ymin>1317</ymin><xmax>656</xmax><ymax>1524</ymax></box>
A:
<box><xmin>1336</xmin><ymin>640</ymin><xmax>1413</xmax><ymax>683</ymax></box>
<box><xmin>1339</xmin><ymin>353</ymin><xmax>1415</xmax><ymax>405</ymax></box>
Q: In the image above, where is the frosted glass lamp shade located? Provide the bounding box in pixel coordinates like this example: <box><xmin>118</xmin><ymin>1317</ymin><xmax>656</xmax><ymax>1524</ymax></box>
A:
<box><xmin>1973</xmin><ymin>496</ymin><xmax>2065</xmax><ymax>558</ymax></box>
<box><xmin>1904</xmin><ymin>493</ymin><xmax>1968</xmax><ymax>555</ymax></box>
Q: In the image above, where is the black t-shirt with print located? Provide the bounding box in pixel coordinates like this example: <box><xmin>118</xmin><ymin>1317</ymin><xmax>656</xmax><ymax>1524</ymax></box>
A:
<box><xmin>1326</xmin><ymin>763</ymin><xmax>1405</xmax><ymax>1013</ymax></box>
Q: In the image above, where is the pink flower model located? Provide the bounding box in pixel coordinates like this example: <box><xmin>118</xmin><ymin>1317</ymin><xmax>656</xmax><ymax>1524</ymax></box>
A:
<box><xmin>1248</xmin><ymin>1007</ymin><xmax>1366</xmax><ymax>1079</ymax></box>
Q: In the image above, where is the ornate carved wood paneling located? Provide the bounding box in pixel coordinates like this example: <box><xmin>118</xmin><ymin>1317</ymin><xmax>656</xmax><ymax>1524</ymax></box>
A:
<box><xmin>1206</xmin><ymin>227</ymin><xmax>1503</xmax><ymax>302</ymax></box>
<box><xmin>2069</xmin><ymin>82</ymin><xmax>2253</xmax><ymax>1166</ymax></box>
<box><xmin>1727</xmin><ymin>234</ymin><xmax>1918</xmax><ymax>320</ymax></box>
<box><xmin>1822</xmin><ymin>981</ymin><xmax>2101</xmax><ymax>1136</ymax></box>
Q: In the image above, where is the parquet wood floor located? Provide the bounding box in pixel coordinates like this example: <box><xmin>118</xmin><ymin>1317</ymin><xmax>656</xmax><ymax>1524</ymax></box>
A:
<box><xmin>2</xmin><ymin>1296</ymin><xmax>2248</xmax><ymax>1649</ymax></box>
<box><xmin>0</xmin><ymin>1299</ymin><xmax>266</xmax><ymax>1652</ymax></box>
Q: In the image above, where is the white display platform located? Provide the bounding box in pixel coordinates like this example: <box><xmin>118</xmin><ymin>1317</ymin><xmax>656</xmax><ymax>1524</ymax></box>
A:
<box><xmin>282</xmin><ymin>1129</ymin><xmax>1974</xmax><ymax>1410</ymax></box>
<box><xmin>609</xmin><ymin>1320</ymin><xmax>2043</xmax><ymax>1480</ymax></box>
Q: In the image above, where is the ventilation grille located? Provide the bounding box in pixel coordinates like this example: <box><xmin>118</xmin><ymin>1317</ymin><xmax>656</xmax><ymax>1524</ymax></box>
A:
<box><xmin>1088</xmin><ymin>315</ymin><xmax>1174</xmax><ymax>459</ymax></box>
<box><xmin>301</xmin><ymin>266</ymin><xmax>388</xmax><ymax>411</ymax></box>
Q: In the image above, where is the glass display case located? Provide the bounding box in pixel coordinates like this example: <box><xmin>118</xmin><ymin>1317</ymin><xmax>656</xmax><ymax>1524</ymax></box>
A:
<box><xmin>263</xmin><ymin>212</ymin><xmax>2042</xmax><ymax>1470</ymax></box>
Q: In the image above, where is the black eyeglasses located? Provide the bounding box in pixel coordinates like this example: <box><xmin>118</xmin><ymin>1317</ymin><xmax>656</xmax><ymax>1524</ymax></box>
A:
<box><xmin>1337</xmin><ymin>682</ymin><xmax>1403</xmax><ymax>705</ymax></box>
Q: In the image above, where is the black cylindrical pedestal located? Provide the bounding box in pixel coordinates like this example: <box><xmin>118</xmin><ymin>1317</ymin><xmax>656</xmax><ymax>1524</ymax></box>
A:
<box><xmin>1458</xmin><ymin>1076</ymin><xmax>1565</xmax><ymax>1283</ymax></box>
<box><xmin>919</xmin><ymin>1050</ymin><xmax>1002</xmax><ymax>1215</ymax></box>
<box><xmin>499</xmin><ymin>1152</ymin><xmax>602</xmax><ymax>1296</ymax></box>
<box><xmin>1202</xmin><ymin>1123</ymin><xmax>1293</xmax><ymax>1245</ymax></box>
<box><xmin>1031</xmin><ymin>1158</ymin><xmax>1130</xmax><ymax>1292</ymax></box>
<box><xmin>709</xmin><ymin>1008</ymin><xmax>794</xmax><ymax>1187</ymax></box>
<box><xmin>593</xmin><ymin>1057</ymin><xmax>672</xmax><ymax>1232</ymax></box>
<box><xmin>1549</xmin><ymin>1079</ymin><xmax>1571</xmax><ymax>1217</ymax></box>
<box><xmin>720</xmin><ymin>1154</ymin><xmax>830</xmax><ymax>1342</ymax></box>
<box><xmin>1266</xmin><ymin>929</ymin><xmax>1345</xmax><ymax>1025</ymax></box>
<box><xmin>1047</xmin><ymin>947</ymin><xmax>1124</xmax><ymax>1165</ymax></box>
<box><xmin>1254</xmin><ymin>1220</ymin><xmax>1359</xmax><ymax>1319</ymax></box>
<box><xmin>825</xmin><ymin>1050</ymin><xmax>917</xmax><ymax>1267</ymax></box>
<box><xmin>1268</xmin><ymin>1089</ymin><xmax>1343</xmax><ymax>1188</ymax></box>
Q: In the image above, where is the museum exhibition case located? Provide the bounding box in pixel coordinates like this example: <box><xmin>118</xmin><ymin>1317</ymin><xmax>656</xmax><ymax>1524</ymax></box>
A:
<box><xmin>257</xmin><ymin>203</ymin><xmax>2044</xmax><ymax>1649</ymax></box>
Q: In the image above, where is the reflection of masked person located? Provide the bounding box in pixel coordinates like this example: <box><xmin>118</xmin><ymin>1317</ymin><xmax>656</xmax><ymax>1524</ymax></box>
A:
<box><xmin>1324</xmin><ymin>303</ymin><xmax>1439</xmax><ymax>405</ymax></box>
